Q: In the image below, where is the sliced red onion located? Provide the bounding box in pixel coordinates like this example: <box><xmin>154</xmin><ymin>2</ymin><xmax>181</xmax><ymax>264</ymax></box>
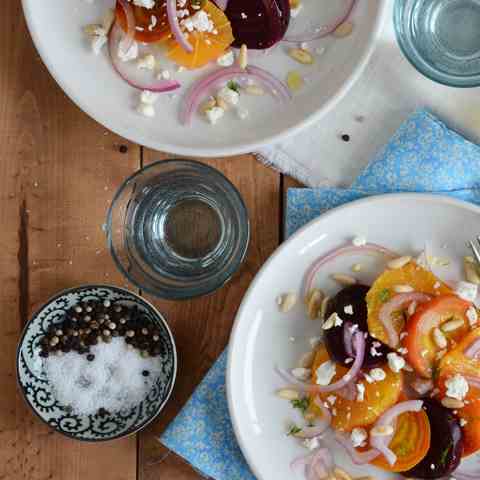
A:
<box><xmin>303</xmin><ymin>243</ymin><xmax>396</xmax><ymax>297</ymax></box>
<box><xmin>284</xmin><ymin>0</ymin><xmax>356</xmax><ymax>43</ymax></box>
<box><xmin>464</xmin><ymin>338</ymin><xmax>480</xmax><ymax>359</ymax></box>
<box><xmin>180</xmin><ymin>65</ymin><xmax>291</xmax><ymax>124</ymax></box>
<box><xmin>370</xmin><ymin>400</ymin><xmax>423</xmax><ymax>466</ymax></box>
<box><xmin>296</xmin><ymin>397</ymin><xmax>332</xmax><ymax>438</ymax></box>
<box><xmin>213</xmin><ymin>0</ymin><xmax>229</xmax><ymax>10</ymax></box>
<box><xmin>291</xmin><ymin>447</ymin><xmax>333</xmax><ymax>478</ymax></box>
<box><xmin>343</xmin><ymin>321</ymin><xmax>354</xmax><ymax>357</ymax></box>
<box><xmin>464</xmin><ymin>375</ymin><xmax>480</xmax><ymax>390</ymax></box>
<box><xmin>166</xmin><ymin>0</ymin><xmax>193</xmax><ymax>53</ymax></box>
<box><xmin>276</xmin><ymin>332</ymin><xmax>365</xmax><ymax>394</ymax></box>
<box><xmin>109</xmin><ymin>25</ymin><xmax>181</xmax><ymax>92</ymax></box>
<box><xmin>337</xmin><ymin>381</ymin><xmax>356</xmax><ymax>401</ymax></box>
<box><xmin>454</xmin><ymin>470</ymin><xmax>480</xmax><ymax>480</ymax></box>
<box><xmin>379</xmin><ymin>293</ymin><xmax>431</xmax><ymax>347</ymax></box>
<box><xmin>335</xmin><ymin>432</ymin><xmax>381</xmax><ymax>465</ymax></box>
<box><xmin>117</xmin><ymin>0</ymin><xmax>136</xmax><ymax>54</ymax></box>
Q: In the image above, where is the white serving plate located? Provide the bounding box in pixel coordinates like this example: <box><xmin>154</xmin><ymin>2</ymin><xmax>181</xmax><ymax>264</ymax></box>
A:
<box><xmin>227</xmin><ymin>194</ymin><xmax>480</xmax><ymax>480</ymax></box>
<box><xmin>21</xmin><ymin>0</ymin><xmax>387</xmax><ymax>157</ymax></box>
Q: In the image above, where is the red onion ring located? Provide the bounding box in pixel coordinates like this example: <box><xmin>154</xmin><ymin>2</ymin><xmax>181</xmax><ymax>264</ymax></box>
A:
<box><xmin>303</xmin><ymin>243</ymin><xmax>397</xmax><ymax>297</ymax></box>
<box><xmin>180</xmin><ymin>65</ymin><xmax>291</xmax><ymax>124</ymax></box>
<box><xmin>370</xmin><ymin>400</ymin><xmax>423</xmax><ymax>466</ymax></box>
<box><xmin>276</xmin><ymin>332</ymin><xmax>365</xmax><ymax>394</ymax></box>
<box><xmin>291</xmin><ymin>447</ymin><xmax>333</xmax><ymax>478</ymax></box>
<box><xmin>454</xmin><ymin>470</ymin><xmax>480</xmax><ymax>480</ymax></box>
<box><xmin>379</xmin><ymin>293</ymin><xmax>431</xmax><ymax>348</ymax></box>
<box><xmin>343</xmin><ymin>322</ymin><xmax>354</xmax><ymax>357</ymax></box>
<box><xmin>117</xmin><ymin>0</ymin><xmax>136</xmax><ymax>54</ymax></box>
<box><xmin>295</xmin><ymin>397</ymin><xmax>332</xmax><ymax>438</ymax></box>
<box><xmin>335</xmin><ymin>432</ymin><xmax>381</xmax><ymax>465</ymax></box>
<box><xmin>464</xmin><ymin>338</ymin><xmax>480</xmax><ymax>359</ymax></box>
<box><xmin>109</xmin><ymin>25</ymin><xmax>181</xmax><ymax>92</ymax></box>
<box><xmin>166</xmin><ymin>0</ymin><xmax>193</xmax><ymax>53</ymax></box>
<box><xmin>337</xmin><ymin>380</ymin><xmax>356</xmax><ymax>401</ymax></box>
<box><xmin>283</xmin><ymin>0</ymin><xmax>356</xmax><ymax>43</ymax></box>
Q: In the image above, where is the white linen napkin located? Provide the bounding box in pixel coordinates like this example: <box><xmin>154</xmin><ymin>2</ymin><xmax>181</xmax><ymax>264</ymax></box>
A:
<box><xmin>256</xmin><ymin>0</ymin><xmax>480</xmax><ymax>187</ymax></box>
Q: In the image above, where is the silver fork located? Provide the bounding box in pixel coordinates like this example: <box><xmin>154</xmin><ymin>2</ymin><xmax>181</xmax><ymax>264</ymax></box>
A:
<box><xmin>468</xmin><ymin>238</ymin><xmax>480</xmax><ymax>265</ymax></box>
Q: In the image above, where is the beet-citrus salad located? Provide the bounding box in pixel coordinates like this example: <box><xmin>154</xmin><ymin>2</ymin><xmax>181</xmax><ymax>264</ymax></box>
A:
<box><xmin>276</xmin><ymin>239</ymin><xmax>480</xmax><ymax>480</ymax></box>
<box><xmin>83</xmin><ymin>0</ymin><xmax>357</xmax><ymax>124</ymax></box>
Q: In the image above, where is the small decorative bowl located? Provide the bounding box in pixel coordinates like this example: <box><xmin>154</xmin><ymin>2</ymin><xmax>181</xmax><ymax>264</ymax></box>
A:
<box><xmin>394</xmin><ymin>0</ymin><xmax>480</xmax><ymax>87</ymax></box>
<box><xmin>16</xmin><ymin>285</ymin><xmax>177</xmax><ymax>442</ymax></box>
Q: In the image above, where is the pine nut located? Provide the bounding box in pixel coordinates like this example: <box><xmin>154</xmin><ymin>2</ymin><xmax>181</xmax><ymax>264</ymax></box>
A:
<box><xmin>351</xmin><ymin>263</ymin><xmax>362</xmax><ymax>273</ymax></box>
<box><xmin>387</xmin><ymin>256</ymin><xmax>412</xmax><ymax>269</ymax></box>
<box><xmin>319</xmin><ymin>296</ymin><xmax>330</xmax><ymax>320</ymax></box>
<box><xmin>277</xmin><ymin>388</ymin><xmax>300</xmax><ymax>400</ymax></box>
<box><xmin>244</xmin><ymin>85</ymin><xmax>265</xmax><ymax>96</ymax></box>
<box><xmin>286</xmin><ymin>70</ymin><xmax>304</xmax><ymax>91</ymax></box>
<box><xmin>307</xmin><ymin>289</ymin><xmax>324</xmax><ymax>319</ymax></box>
<box><xmin>334</xmin><ymin>468</ymin><xmax>352</xmax><ymax>480</ymax></box>
<box><xmin>465</xmin><ymin>256</ymin><xmax>475</xmax><ymax>264</ymax></box>
<box><xmin>239</xmin><ymin>44</ymin><xmax>248</xmax><ymax>69</ymax></box>
<box><xmin>288</xmin><ymin>48</ymin><xmax>315</xmax><ymax>64</ymax></box>
<box><xmin>464</xmin><ymin>258</ymin><xmax>480</xmax><ymax>284</ymax></box>
<box><xmin>297</xmin><ymin>351</ymin><xmax>315</xmax><ymax>368</ymax></box>
<box><xmin>370</xmin><ymin>425</ymin><xmax>394</xmax><ymax>436</ymax></box>
<box><xmin>441</xmin><ymin>319</ymin><xmax>464</xmax><ymax>332</ymax></box>
<box><xmin>332</xmin><ymin>21</ymin><xmax>354</xmax><ymax>38</ymax></box>
<box><xmin>432</xmin><ymin>327</ymin><xmax>447</xmax><ymax>349</ymax></box>
<box><xmin>407</xmin><ymin>301</ymin><xmax>417</xmax><ymax>316</ymax></box>
<box><xmin>200</xmin><ymin>97</ymin><xmax>216</xmax><ymax>114</ymax></box>
<box><xmin>277</xmin><ymin>292</ymin><xmax>298</xmax><ymax>312</ymax></box>
<box><xmin>441</xmin><ymin>397</ymin><xmax>464</xmax><ymax>409</ymax></box>
<box><xmin>393</xmin><ymin>284</ymin><xmax>414</xmax><ymax>293</ymax></box>
<box><xmin>215</xmin><ymin>96</ymin><xmax>229</xmax><ymax>111</ymax></box>
<box><xmin>331</xmin><ymin>273</ymin><xmax>357</xmax><ymax>286</ymax></box>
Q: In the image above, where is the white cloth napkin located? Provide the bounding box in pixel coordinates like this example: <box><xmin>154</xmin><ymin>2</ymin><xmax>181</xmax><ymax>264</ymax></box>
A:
<box><xmin>256</xmin><ymin>0</ymin><xmax>480</xmax><ymax>188</ymax></box>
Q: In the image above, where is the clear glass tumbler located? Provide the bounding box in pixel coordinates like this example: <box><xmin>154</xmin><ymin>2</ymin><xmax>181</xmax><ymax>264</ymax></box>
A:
<box><xmin>106</xmin><ymin>160</ymin><xmax>250</xmax><ymax>300</ymax></box>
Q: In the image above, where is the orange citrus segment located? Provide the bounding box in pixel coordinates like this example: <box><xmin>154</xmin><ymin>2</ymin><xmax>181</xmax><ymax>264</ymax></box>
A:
<box><xmin>167</xmin><ymin>1</ymin><xmax>234</xmax><ymax>69</ymax></box>
<box><xmin>309</xmin><ymin>346</ymin><xmax>402</xmax><ymax>432</ymax></box>
<box><xmin>366</xmin><ymin>262</ymin><xmax>451</xmax><ymax>346</ymax></box>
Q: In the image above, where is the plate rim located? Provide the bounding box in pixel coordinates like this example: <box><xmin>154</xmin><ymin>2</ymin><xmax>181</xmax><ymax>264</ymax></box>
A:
<box><xmin>21</xmin><ymin>0</ymin><xmax>388</xmax><ymax>157</ymax></box>
<box><xmin>226</xmin><ymin>192</ymin><xmax>480</xmax><ymax>480</ymax></box>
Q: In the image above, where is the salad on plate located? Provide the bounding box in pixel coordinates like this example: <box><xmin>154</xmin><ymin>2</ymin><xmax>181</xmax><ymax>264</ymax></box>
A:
<box><xmin>82</xmin><ymin>0</ymin><xmax>357</xmax><ymax>124</ymax></box>
<box><xmin>276</xmin><ymin>240</ymin><xmax>480</xmax><ymax>480</ymax></box>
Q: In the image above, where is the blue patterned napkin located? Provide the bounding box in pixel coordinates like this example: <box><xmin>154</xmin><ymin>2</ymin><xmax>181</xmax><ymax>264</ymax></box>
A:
<box><xmin>160</xmin><ymin>109</ymin><xmax>480</xmax><ymax>480</ymax></box>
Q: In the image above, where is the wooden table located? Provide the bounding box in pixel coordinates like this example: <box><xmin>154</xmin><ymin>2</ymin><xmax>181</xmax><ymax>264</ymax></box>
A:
<box><xmin>0</xmin><ymin>2</ymin><xmax>301</xmax><ymax>479</ymax></box>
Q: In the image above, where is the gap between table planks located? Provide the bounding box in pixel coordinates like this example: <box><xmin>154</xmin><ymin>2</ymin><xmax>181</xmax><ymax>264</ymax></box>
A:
<box><xmin>0</xmin><ymin>2</ymin><xmax>305</xmax><ymax>479</ymax></box>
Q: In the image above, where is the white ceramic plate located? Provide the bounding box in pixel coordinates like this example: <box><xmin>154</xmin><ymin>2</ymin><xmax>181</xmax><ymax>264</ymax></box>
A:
<box><xmin>21</xmin><ymin>0</ymin><xmax>387</xmax><ymax>157</ymax></box>
<box><xmin>227</xmin><ymin>194</ymin><xmax>480</xmax><ymax>480</ymax></box>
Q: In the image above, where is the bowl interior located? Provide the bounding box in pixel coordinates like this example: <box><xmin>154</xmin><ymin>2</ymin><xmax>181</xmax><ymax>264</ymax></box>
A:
<box><xmin>21</xmin><ymin>0</ymin><xmax>386</xmax><ymax>156</ymax></box>
<box><xmin>17</xmin><ymin>285</ymin><xmax>176</xmax><ymax>441</ymax></box>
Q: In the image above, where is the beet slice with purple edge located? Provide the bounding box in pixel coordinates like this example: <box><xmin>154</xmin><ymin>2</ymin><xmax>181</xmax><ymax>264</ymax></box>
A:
<box><xmin>403</xmin><ymin>399</ymin><xmax>463</xmax><ymax>479</ymax></box>
<box><xmin>324</xmin><ymin>285</ymin><xmax>393</xmax><ymax>368</ymax></box>
<box><xmin>225</xmin><ymin>0</ymin><xmax>290</xmax><ymax>49</ymax></box>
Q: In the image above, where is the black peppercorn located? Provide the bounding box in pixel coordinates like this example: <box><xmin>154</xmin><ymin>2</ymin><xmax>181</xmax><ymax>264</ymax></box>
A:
<box><xmin>142</xmin><ymin>370</ymin><xmax>150</xmax><ymax>377</ymax></box>
<box><xmin>86</xmin><ymin>353</ymin><xmax>95</xmax><ymax>362</ymax></box>
<box><xmin>341</xmin><ymin>134</ymin><xmax>350</xmax><ymax>142</ymax></box>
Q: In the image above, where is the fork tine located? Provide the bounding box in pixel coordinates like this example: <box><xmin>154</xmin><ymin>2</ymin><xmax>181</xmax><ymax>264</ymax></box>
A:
<box><xmin>469</xmin><ymin>240</ymin><xmax>480</xmax><ymax>265</ymax></box>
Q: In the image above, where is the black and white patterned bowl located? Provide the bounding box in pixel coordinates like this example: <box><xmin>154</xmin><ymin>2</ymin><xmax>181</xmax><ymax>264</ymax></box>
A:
<box><xmin>16</xmin><ymin>285</ymin><xmax>177</xmax><ymax>442</ymax></box>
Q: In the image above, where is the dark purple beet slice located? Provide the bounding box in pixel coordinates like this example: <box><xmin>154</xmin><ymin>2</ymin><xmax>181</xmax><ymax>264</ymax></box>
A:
<box><xmin>324</xmin><ymin>285</ymin><xmax>393</xmax><ymax>368</ymax></box>
<box><xmin>403</xmin><ymin>399</ymin><xmax>463</xmax><ymax>479</ymax></box>
<box><xmin>225</xmin><ymin>0</ymin><xmax>290</xmax><ymax>49</ymax></box>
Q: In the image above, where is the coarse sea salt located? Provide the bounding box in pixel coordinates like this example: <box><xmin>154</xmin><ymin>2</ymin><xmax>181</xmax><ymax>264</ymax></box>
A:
<box><xmin>44</xmin><ymin>337</ymin><xmax>163</xmax><ymax>415</ymax></box>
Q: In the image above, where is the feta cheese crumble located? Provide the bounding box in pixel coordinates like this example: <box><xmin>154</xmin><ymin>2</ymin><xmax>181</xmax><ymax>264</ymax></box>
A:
<box><xmin>291</xmin><ymin>368</ymin><xmax>311</xmax><ymax>381</ymax></box>
<box><xmin>217</xmin><ymin>50</ymin><xmax>235</xmax><ymax>67</ymax></box>
<box><xmin>217</xmin><ymin>86</ymin><xmax>240</xmax><ymax>106</ymax></box>
<box><xmin>303</xmin><ymin>437</ymin><xmax>320</xmax><ymax>451</ymax></box>
<box><xmin>315</xmin><ymin>360</ymin><xmax>336</xmax><ymax>386</ymax></box>
<box><xmin>356</xmin><ymin>383</ymin><xmax>365</xmax><ymax>402</ymax></box>
<box><xmin>467</xmin><ymin>306</ymin><xmax>478</xmax><ymax>326</ymax></box>
<box><xmin>455</xmin><ymin>281</ymin><xmax>478</xmax><ymax>302</ymax></box>
<box><xmin>205</xmin><ymin>106</ymin><xmax>225</xmax><ymax>125</ymax></box>
<box><xmin>351</xmin><ymin>427</ymin><xmax>367</xmax><ymax>447</ymax></box>
<box><xmin>369</xmin><ymin>368</ymin><xmax>386</xmax><ymax>382</ymax></box>
<box><xmin>387</xmin><ymin>352</ymin><xmax>405</xmax><ymax>373</ymax></box>
<box><xmin>137</xmin><ymin>54</ymin><xmax>156</xmax><ymax>70</ymax></box>
<box><xmin>445</xmin><ymin>374</ymin><xmax>469</xmax><ymax>401</ymax></box>
<box><xmin>133</xmin><ymin>0</ymin><xmax>155</xmax><ymax>8</ymax></box>
<box><xmin>352</xmin><ymin>235</ymin><xmax>367</xmax><ymax>247</ymax></box>
<box><xmin>118</xmin><ymin>41</ymin><xmax>139</xmax><ymax>62</ymax></box>
<box><xmin>344</xmin><ymin>305</ymin><xmax>354</xmax><ymax>315</ymax></box>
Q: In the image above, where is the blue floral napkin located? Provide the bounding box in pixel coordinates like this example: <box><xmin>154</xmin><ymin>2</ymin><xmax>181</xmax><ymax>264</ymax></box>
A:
<box><xmin>160</xmin><ymin>109</ymin><xmax>480</xmax><ymax>480</ymax></box>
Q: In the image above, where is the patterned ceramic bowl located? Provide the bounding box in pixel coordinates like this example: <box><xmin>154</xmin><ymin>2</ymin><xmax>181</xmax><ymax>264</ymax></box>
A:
<box><xmin>16</xmin><ymin>285</ymin><xmax>177</xmax><ymax>442</ymax></box>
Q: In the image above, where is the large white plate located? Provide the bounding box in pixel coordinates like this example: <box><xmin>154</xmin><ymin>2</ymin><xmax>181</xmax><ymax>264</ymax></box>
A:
<box><xmin>227</xmin><ymin>194</ymin><xmax>480</xmax><ymax>480</ymax></box>
<box><xmin>21</xmin><ymin>0</ymin><xmax>387</xmax><ymax>157</ymax></box>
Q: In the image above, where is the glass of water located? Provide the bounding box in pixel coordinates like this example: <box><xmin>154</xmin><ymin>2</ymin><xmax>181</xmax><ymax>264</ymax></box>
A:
<box><xmin>395</xmin><ymin>0</ymin><xmax>480</xmax><ymax>87</ymax></box>
<box><xmin>106</xmin><ymin>160</ymin><xmax>250</xmax><ymax>300</ymax></box>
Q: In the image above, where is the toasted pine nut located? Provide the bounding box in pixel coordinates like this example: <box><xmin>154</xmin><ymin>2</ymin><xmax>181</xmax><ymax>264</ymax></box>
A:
<box><xmin>305</xmin><ymin>288</ymin><xmax>322</xmax><ymax>304</ymax></box>
<box><xmin>464</xmin><ymin>259</ymin><xmax>480</xmax><ymax>284</ymax></box>
<box><xmin>441</xmin><ymin>397</ymin><xmax>464</xmax><ymax>409</ymax></box>
<box><xmin>387</xmin><ymin>256</ymin><xmax>412</xmax><ymax>269</ymax></box>
<box><xmin>334</xmin><ymin>468</ymin><xmax>352</xmax><ymax>480</ymax></box>
<box><xmin>277</xmin><ymin>292</ymin><xmax>297</xmax><ymax>312</ymax></box>
<box><xmin>83</xmin><ymin>24</ymin><xmax>103</xmax><ymax>36</ymax></box>
<box><xmin>307</xmin><ymin>289</ymin><xmax>324</xmax><ymax>319</ymax></box>
<box><xmin>370</xmin><ymin>425</ymin><xmax>394</xmax><ymax>436</ymax></box>
<box><xmin>276</xmin><ymin>388</ymin><xmax>300</xmax><ymax>400</ymax></box>
<box><xmin>331</xmin><ymin>273</ymin><xmax>357</xmax><ymax>286</ymax></box>
<box><xmin>199</xmin><ymin>97</ymin><xmax>216</xmax><ymax>114</ymax></box>
<box><xmin>393</xmin><ymin>284</ymin><xmax>414</xmax><ymax>293</ymax></box>
<box><xmin>288</xmin><ymin>48</ymin><xmax>315</xmax><ymax>64</ymax></box>
<box><xmin>215</xmin><ymin>96</ymin><xmax>229</xmax><ymax>111</ymax></box>
<box><xmin>244</xmin><ymin>85</ymin><xmax>265</xmax><ymax>96</ymax></box>
<box><xmin>297</xmin><ymin>351</ymin><xmax>315</xmax><ymax>369</ymax></box>
<box><xmin>239</xmin><ymin>44</ymin><xmax>248</xmax><ymax>69</ymax></box>
<box><xmin>432</xmin><ymin>327</ymin><xmax>447</xmax><ymax>349</ymax></box>
<box><xmin>407</xmin><ymin>301</ymin><xmax>417</xmax><ymax>316</ymax></box>
<box><xmin>351</xmin><ymin>263</ymin><xmax>362</xmax><ymax>273</ymax></box>
<box><xmin>319</xmin><ymin>296</ymin><xmax>330</xmax><ymax>320</ymax></box>
<box><xmin>465</xmin><ymin>255</ymin><xmax>475</xmax><ymax>264</ymax></box>
<box><xmin>332</xmin><ymin>21</ymin><xmax>354</xmax><ymax>37</ymax></box>
<box><xmin>441</xmin><ymin>319</ymin><xmax>464</xmax><ymax>332</ymax></box>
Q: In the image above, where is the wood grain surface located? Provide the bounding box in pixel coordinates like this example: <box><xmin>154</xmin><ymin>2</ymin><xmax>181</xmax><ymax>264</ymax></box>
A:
<box><xmin>1</xmin><ymin>1</ymin><xmax>303</xmax><ymax>479</ymax></box>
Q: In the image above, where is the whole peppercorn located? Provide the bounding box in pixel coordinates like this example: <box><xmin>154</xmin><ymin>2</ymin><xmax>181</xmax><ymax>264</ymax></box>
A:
<box><xmin>86</xmin><ymin>353</ymin><xmax>95</xmax><ymax>362</ymax></box>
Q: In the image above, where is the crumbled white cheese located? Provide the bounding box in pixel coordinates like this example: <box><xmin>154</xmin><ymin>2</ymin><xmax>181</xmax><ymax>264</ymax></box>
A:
<box><xmin>397</xmin><ymin>347</ymin><xmax>408</xmax><ymax>355</ymax></box>
<box><xmin>327</xmin><ymin>395</ymin><xmax>337</xmax><ymax>405</ymax></box>
<box><xmin>467</xmin><ymin>306</ymin><xmax>478</xmax><ymax>326</ymax></box>
<box><xmin>91</xmin><ymin>34</ymin><xmax>108</xmax><ymax>55</ymax></box>
<box><xmin>140</xmin><ymin>90</ymin><xmax>159</xmax><ymax>105</ymax></box>
<box><xmin>345</xmin><ymin>357</ymin><xmax>353</xmax><ymax>364</ymax></box>
<box><xmin>217</xmin><ymin>86</ymin><xmax>240</xmax><ymax>106</ymax></box>
<box><xmin>455</xmin><ymin>281</ymin><xmax>478</xmax><ymax>302</ymax></box>
<box><xmin>290</xmin><ymin>4</ymin><xmax>303</xmax><ymax>17</ymax></box>
<box><xmin>217</xmin><ymin>50</ymin><xmax>235</xmax><ymax>67</ymax></box>
<box><xmin>370</xmin><ymin>343</ymin><xmax>383</xmax><ymax>357</ymax></box>
<box><xmin>460</xmin><ymin>418</ymin><xmax>468</xmax><ymax>427</ymax></box>
<box><xmin>352</xmin><ymin>235</ymin><xmax>367</xmax><ymax>247</ymax></box>
<box><xmin>181</xmin><ymin>10</ymin><xmax>214</xmax><ymax>33</ymax></box>
<box><xmin>363</xmin><ymin>373</ymin><xmax>374</xmax><ymax>383</ymax></box>
<box><xmin>315</xmin><ymin>360</ymin><xmax>336</xmax><ymax>386</ymax></box>
<box><xmin>133</xmin><ymin>0</ymin><xmax>155</xmax><ymax>8</ymax></box>
<box><xmin>137</xmin><ymin>54</ymin><xmax>156</xmax><ymax>70</ymax></box>
<box><xmin>205</xmin><ymin>106</ymin><xmax>225</xmax><ymax>125</ymax></box>
<box><xmin>303</xmin><ymin>436</ymin><xmax>320</xmax><ymax>451</ymax></box>
<box><xmin>157</xmin><ymin>69</ymin><xmax>171</xmax><ymax>80</ymax></box>
<box><xmin>236</xmin><ymin>107</ymin><xmax>249</xmax><ymax>120</ymax></box>
<box><xmin>291</xmin><ymin>368</ymin><xmax>311</xmax><ymax>381</ymax></box>
<box><xmin>344</xmin><ymin>305</ymin><xmax>354</xmax><ymax>315</ymax></box>
<box><xmin>118</xmin><ymin>41</ymin><xmax>139</xmax><ymax>62</ymax></box>
<box><xmin>309</xmin><ymin>336</ymin><xmax>322</xmax><ymax>348</ymax></box>
<box><xmin>445</xmin><ymin>374</ymin><xmax>469</xmax><ymax>401</ymax></box>
<box><xmin>356</xmin><ymin>383</ymin><xmax>365</xmax><ymax>402</ymax></box>
<box><xmin>387</xmin><ymin>352</ymin><xmax>405</xmax><ymax>373</ymax></box>
<box><xmin>323</xmin><ymin>312</ymin><xmax>343</xmax><ymax>330</ymax></box>
<box><xmin>369</xmin><ymin>368</ymin><xmax>386</xmax><ymax>382</ymax></box>
<box><xmin>350</xmin><ymin>427</ymin><xmax>367</xmax><ymax>448</ymax></box>
<box><xmin>137</xmin><ymin>103</ymin><xmax>155</xmax><ymax>118</ymax></box>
